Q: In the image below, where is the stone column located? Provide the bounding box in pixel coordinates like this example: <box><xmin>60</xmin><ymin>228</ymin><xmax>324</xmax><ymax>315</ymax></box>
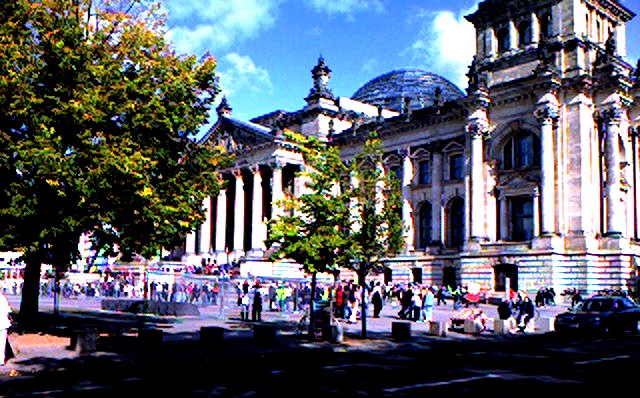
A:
<box><xmin>467</xmin><ymin>109</ymin><xmax>489</xmax><ymax>242</ymax></box>
<box><xmin>401</xmin><ymin>148</ymin><xmax>415</xmax><ymax>252</ymax></box>
<box><xmin>499</xmin><ymin>193</ymin><xmax>508</xmax><ymax>240</ymax></box>
<box><xmin>251</xmin><ymin>165</ymin><xmax>266</xmax><ymax>252</ymax></box>
<box><xmin>215</xmin><ymin>188</ymin><xmax>227</xmax><ymax>253</ymax></box>
<box><xmin>531</xmin><ymin>12</ymin><xmax>540</xmax><ymax>44</ymax></box>
<box><xmin>350</xmin><ymin>171</ymin><xmax>361</xmax><ymax>233</ymax></box>
<box><xmin>233</xmin><ymin>169</ymin><xmax>245</xmax><ymax>252</ymax></box>
<box><xmin>604</xmin><ymin>105</ymin><xmax>624</xmax><ymax>236</ymax></box>
<box><xmin>271</xmin><ymin>161</ymin><xmax>284</xmax><ymax>219</ymax></box>
<box><xmin>508</xmin><ymin>20</ymin><xmax>517</xmax><ymax>51</ymax></box>
<box><xmin>536</xmin><ymin>93</ymin><xmax>559</xmax><ymax>235</ymax></box>
<box><xmin>185</xmin><ymin>231</ymin><xmax>196</xmax><ymax>254</ymax></box>
<box><xmin>431</xmin><ymin>151</ymin><xmax>443</xmax><ymax>245</ymax></box>
<box><xmin>200</xmin><ymin>196</ymin><xmax>212</xmax><ymax>255</ymax></box>
<box><xmin>533</xmin><ymin>187</ymin><xmax>540</xmax><ymax>237</ymax></box>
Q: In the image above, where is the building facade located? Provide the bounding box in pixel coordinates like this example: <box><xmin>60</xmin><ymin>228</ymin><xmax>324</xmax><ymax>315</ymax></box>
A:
<box><xmin>185</xmin><ymin>0</ymin><xmax>640</xmax><ymax>296</ymax></box>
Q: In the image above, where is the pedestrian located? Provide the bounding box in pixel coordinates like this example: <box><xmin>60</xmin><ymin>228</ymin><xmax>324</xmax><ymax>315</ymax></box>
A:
<box><xmin>240</xmin><ymin>293</ymin><xmax>250</xmax><ymax>321</ymax></box>
<box><xmin>252</xmin><ymin>286</ymin><xmax>263</xmax><ymax>322</ymax></box>
<box><xmin>422</xmin><ymin>287</ymin><xmax>435</xmax><ymax>322</ymax></box>
<box><xmin>371</xmin><ymin>282</ymin><xmax>383</xmax><ymax>318</ymax></box>
<box><xmin>517</xmin><ymin>296</ymin><xmax>535</xmax><ymax>332</ymax></box>
<box><xmin>571</xmin><ymin>290</ymin><xmax>583</xmax><ymax>310</ymax></box>
<box><xmin>0</xmin><ymin>290</ymin><xmax>12</xmax><ymax>365</ymax></box>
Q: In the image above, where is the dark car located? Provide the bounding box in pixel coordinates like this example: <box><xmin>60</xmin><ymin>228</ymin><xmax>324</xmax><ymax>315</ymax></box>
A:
<box><xmin>554</xmin><ymin>295</ymin><xmax>640</xmax><ymax>335</ymax></box>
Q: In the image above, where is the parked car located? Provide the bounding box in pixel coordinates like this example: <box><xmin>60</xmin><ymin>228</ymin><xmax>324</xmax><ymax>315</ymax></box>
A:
<box><xmin>554</xmin><ymin>295</ymin><xmax>640</xmax><ymax>335</ymax></box>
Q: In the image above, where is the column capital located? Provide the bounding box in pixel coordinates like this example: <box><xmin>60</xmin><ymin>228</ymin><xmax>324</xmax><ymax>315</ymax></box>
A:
<box><xmin>533</xmin><ymin>186</ymin><xmax>540</xmax><ymax>197</ymax></box>
<box><xmin>398</xmin><ymin>147</ymin><xmax>411</xmax><ymax>158</ymax></box>
<box><xmin>602</xmin><ymin>105</ymin><xmax>624</xmax><ymax>126</ymax></box>
<box><xmin>249</xmin><ymin>164</ymin><xmax>262</xmax><ymax>175</ymax></box>
<box><xmin>535</xmin><ymin>93</ymin><xmax>559</xmax><ymax>123</ymax></box>
<box><xmin>232</xmin><ymin>168</ymin><xmax>243</xmax><ymax>178</ymax></box>
<box><xmin>466</xmin><ymin>120</ymin><xmax>489</xmax><ymax>139</ymax></box>
<box><xmin>271</xmin><ymin>160</ymin><xmax>286</xmax><ymax>170</ymax></box>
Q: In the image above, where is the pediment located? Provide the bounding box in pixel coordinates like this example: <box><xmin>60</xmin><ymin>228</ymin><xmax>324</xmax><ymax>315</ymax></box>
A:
<box><xmin>201</xmin><ymin>117</ymin><xmax>275</xmax><ymax>152</ymax></box>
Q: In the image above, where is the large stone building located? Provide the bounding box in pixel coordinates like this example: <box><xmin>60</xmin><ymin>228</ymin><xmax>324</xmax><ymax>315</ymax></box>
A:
<box><xmin>185</xmin><ymin>0</ymin><xmax>640</xmax><ymax>296</ymax></box>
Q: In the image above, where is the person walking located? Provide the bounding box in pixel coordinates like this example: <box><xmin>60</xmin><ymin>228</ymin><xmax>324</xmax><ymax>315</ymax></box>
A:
<box><xmin>0</xmin><ymin>290</ymin><xmax>12</xmax><ymax>365</ymax></box>
<box><xmin>252</xmin><ymin>285</ymin><xmax>263</xmax><ymax>322</ymax></box>
<box><xmin>421</xmin><ymin>287</ymin><xmax>435</xmax><ymax>322</ymax></box>
<box><xmin>240</xmin><ymin>293</ymin><xmax>250</xmax><ymax>321</ymax></box>
<box><xmin>371</xmin><ymin>282</ymin><xmax>383</xmax><ymax>318</ymax></box>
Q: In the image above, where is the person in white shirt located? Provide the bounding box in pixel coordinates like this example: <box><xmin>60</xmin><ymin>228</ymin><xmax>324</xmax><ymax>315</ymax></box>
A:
<box><xmin>0</xmin><ymin>291</ymin><xmax>12</xmax><ymax>365</ymax></box>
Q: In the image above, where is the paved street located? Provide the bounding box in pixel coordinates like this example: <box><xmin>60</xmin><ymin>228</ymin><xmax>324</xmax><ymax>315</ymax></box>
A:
<box><xmin>2</xmin><ymin>294</ymin><xmax>639</xmax><ymax>397</ymax></box>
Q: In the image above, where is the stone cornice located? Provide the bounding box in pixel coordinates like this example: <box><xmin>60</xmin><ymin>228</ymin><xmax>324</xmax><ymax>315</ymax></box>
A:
<box><xmin>587</xmin><ymin>0</ymin><xmax>635</xmax><ymax>22</ymax></box>
<box><xmin>466</xmin><ymin>0</ymin><xmax>560</xmax><ymax>26</ymax></box>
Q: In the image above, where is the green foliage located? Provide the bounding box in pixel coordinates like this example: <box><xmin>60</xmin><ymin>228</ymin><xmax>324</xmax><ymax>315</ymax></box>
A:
<box><xmin>266</xmin><ymin>130</ymin><xmax>404</xmax><ymax>280</ymax></box>
<box><xmin>0</xmin><ymin>0</ymin><xmax>230</xmax><ymax>320</ymax></box>
<box><xmin>266</xmin><ymin>131</ymin><xmax>351</xmax><ymax>276</ymax></box>
<box><xmin>343</xmin><ymin>131</ymin><xmax>405</xmax><ymax>283</ymax></box>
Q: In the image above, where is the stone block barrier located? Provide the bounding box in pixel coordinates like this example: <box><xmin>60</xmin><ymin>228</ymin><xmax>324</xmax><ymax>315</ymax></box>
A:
<box><xmin>391</xmin><ymin>321</ymin><xmax>411</xmax><ymax>340</ymax></box>
<box><xmin>253</xmin><ymin>324</ymin><xmax>277</xmax><ymax>342</ymax></box>
<box><xmin>200</xmin><ymin>326</ymin><xmax>225</xmax><ymax>348</ymax></box>
<box><xmin>101</xmin><ymin>298</ymin><xmax>200</xmax><ymax>316</ymax></box>
<box><xmin>70</xmin><ymin>329</ymin><xmax>97</xmax><ymax>355</ymax></box>
<box><xmin>138</xmin><ymin>329</ymin><xmax>164</xmax><ymax>350</ymax></box>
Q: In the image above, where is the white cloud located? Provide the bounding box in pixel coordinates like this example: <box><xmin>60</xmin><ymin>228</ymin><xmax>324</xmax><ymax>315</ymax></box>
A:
<box><xmin>404</xmin><ymin>4</ymin><xmax>478</xmax><ymax>90</ymax></box>
<box><xmin>361</xmin><ymin>58</ymin><xmax>378</xmax><ymax>74</ymax></box>
<box><xmin>164</xmin><ymin>0</ymin><xmax>280</xmax><ymax>55</ymax></box>
<box><xmin>218</xmin><ymin>53</ymin><xmax>273</xmax><ymax>96</ymax></box>
<box><xmin>307</xmin><ymin>0</ymin><xmax>383</xmax><ymax>18</ymax></box>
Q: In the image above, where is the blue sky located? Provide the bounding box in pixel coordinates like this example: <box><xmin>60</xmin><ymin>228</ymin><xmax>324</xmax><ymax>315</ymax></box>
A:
<box><xmin>162</xmin><ymin>0</ymin><xmax>640</xmax><ymax>133</ymax></box>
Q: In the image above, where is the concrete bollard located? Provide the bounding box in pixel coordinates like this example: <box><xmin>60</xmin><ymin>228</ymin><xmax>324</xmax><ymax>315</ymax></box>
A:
<box><xmin>428</xmin><ymin>321</ymin><xmax>448</xmax><ymax>337</ymax></box>
<box><xmin>463</xmin><ymin>319</ymin><xmax>477</xmax><ymax>334</ymax></box>
<box><xmin>71</xmin><ymin>330</ymin><xmax>97</xmax><ymax>355</ymax></box>
<box><xmin>391</xmin><ymin>321</ymin><xmax>412</xmax><ymax>340</ymax></box>
<box><xmin>536</xmin><ymin>317</ymin><xmax>555</xmax><ymax>332</ymax></box>
<box><xmin>494</xmin><ymin>319</ymin><xmax>511</xmax><ymax>335</ymax></box>
<box><xmin>322</xmin><ymin>323</ymin><xmax>344</xmax><ymax>343</ymax></box>
<box><xmin>200</xmin><ymin>326</ymin><xmax>225</xmax><ymax>348</ymax></box>
<box><xmin>138</xmin><ymin>329</ymin><xmax>163</xmax><ymax>350</ymax></box>
<box><xmin>253</xmin><ymin>324</ymin><xmax>277</xmax><ymax>342</ymax></box>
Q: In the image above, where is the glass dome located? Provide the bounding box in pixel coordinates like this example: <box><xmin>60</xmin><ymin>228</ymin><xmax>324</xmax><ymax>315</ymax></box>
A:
<box><xmin>351</xmin><ymin>69</ymin><xmax>464</xmax><ymax>112</ymax></box>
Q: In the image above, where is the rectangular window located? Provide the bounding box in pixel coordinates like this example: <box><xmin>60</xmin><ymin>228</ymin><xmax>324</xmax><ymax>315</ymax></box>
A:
<box><xmin>390</xmin><ymin>166</ymin><xmax>402</xmax><ymax>182</ymax></box>
<box><xmin>449</xmin><ymin>154</ymin><xmax>464</xmax><ymax>180</ymax></box>
<box><xmin>418</xmin><ymin>160</ymin><xmax>431</xmax><ymax>185</ymax></box>
<box><xmin>515</xmin><ymin>135</ymin><xmax>533</xmax><ymax>168</ymax></box>
<box><xmin>510</xmin><ymin>197</ymin><xmax>534</xmax><ymax>241</ymax></box>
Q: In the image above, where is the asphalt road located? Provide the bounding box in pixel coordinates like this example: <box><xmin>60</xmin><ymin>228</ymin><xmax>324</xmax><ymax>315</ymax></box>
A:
<box><xmin>1</xmin><ymin>294</ymin><xmax>638</xmax><ymax>397</ymax></box>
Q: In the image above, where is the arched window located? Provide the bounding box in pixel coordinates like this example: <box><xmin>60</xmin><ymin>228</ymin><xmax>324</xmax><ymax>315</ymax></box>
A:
<box><xmin>540</xmin><ymin>13</ymin><xmax>553</xmax><ymax>38</ymax></box>
<box><xmin>497</xmin><ymin>27</ymin><xmax>510</xmax><ymax>52</ymax></box>
<box><xmin>518</xmin><ymin>20</ymin><xmax>532</xmax><ymax>47</ymax></box>
<box><xmin>447</xmin><ymin>197</ymin><xmax>465</xmax><ymax>249</ymax></box>
<box><xmin>418</xmin><ymin>201</ymin><xmax>433</xmax><ymax>249</ymax></box>
<box><xmin>503</xmin><ymin>131</ymin><xmax>541</xmax><ymax>170</ymax></box>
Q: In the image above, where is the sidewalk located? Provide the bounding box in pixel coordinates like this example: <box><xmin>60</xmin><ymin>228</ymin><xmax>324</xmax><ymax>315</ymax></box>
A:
<box><xmin>1</xmin><ymin>296</ymin><xmax>569</xmax><ymax>376</ymax></box>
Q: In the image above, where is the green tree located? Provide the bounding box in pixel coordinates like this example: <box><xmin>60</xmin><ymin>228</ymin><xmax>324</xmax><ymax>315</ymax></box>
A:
<box><xmin>344</xmin><ymin>132</ymin><xmax>405</xmax><ymax>338</ymax></box>
<box><xmin>266</xmin><ymin>131</ymin><xmax>351</xmax><ymax>338</ymax></box>
<box><xmin>0</xmin><ymin>0</ymin><xmax>229</xmax><ymax>328</ymax></box>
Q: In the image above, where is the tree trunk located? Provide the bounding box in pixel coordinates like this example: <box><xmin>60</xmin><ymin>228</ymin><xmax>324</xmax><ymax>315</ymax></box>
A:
<box><xmin>359</xmin><ymin>267</ymin><xmax>367</xmax><ymax>339</ymax></box>
<box><xmin>308</xmin><ymin>272</ymin><xmax>317</xmax><ymax>339</ymax></box>
<box><xmin>19</xmin><ymin>258</ymin><xmax>42</xmax><ymax>330</ymax></box>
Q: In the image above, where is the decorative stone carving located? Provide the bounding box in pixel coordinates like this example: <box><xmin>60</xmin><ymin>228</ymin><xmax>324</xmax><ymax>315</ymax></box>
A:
<box><xmin>306</xmin><ymin>56</ymin><xmax>334</xmax><ymax>102</ymax></box>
